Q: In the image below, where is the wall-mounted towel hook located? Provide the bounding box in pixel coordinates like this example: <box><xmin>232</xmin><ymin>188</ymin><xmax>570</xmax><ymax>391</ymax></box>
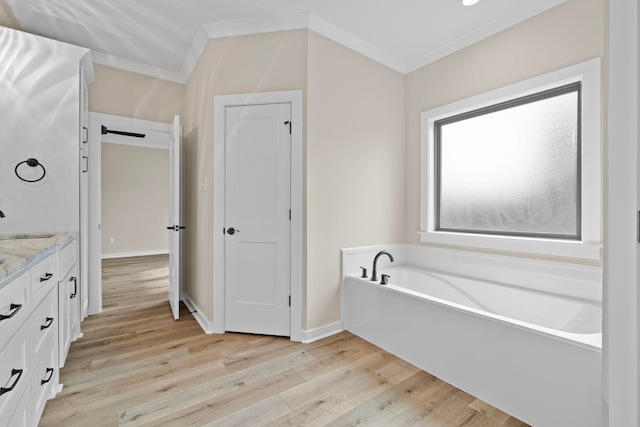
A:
<box><xmin>15</xmin><ymin>158</ymin><xmax>46</xmax><ymax>183</ymax></box>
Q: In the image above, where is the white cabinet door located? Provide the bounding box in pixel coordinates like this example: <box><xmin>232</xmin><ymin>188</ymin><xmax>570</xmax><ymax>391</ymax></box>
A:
<box><xmin>0</xmin><ymin>323</ymin><xmax>29</xmax><ymax>420</ymax></box>
<box><xmin>58</xmin><ymin>278</ymin><xmax>70</xmax><ymax>367</ymax></box>
<box><xmin>58</xmin><ymin>267</ymin><xmax>80</xmax><ymax>367</ymax></box>
<box><xmin>69</xmin><ymin>268</ymin><xmax>81</xmax><ymax>341</ymax></box>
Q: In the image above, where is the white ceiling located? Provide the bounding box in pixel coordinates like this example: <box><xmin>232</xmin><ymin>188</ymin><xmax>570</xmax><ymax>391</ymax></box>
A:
<box><xmin>6</xmin><ymin>0</ymin><xmax>566</xmax><ymax>83</ymax></box>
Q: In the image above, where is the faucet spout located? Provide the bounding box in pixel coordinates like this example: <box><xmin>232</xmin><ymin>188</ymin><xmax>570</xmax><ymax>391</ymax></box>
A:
<box><xmin>371</xmin><ymin>251</ymin><xmax>394</xmax><ymax>282</ymax></box>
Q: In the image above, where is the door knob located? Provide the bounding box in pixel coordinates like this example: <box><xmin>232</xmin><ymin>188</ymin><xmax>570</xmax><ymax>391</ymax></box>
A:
<box><xmin>226</xmin><ymin>227</ymin><xmax>239</xmax><ymax>235</ymax></box>
<box><xmin>166</xmin><ymin>225</ymin><xmax>186</xmax><ymax>231</ymax></box>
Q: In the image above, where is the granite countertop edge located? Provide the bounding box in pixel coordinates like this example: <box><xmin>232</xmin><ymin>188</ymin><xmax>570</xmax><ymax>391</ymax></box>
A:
<box><xmin>0</xmin><ymin>232</ymin><xmax>77</xmax><ymax>284</ymax></box>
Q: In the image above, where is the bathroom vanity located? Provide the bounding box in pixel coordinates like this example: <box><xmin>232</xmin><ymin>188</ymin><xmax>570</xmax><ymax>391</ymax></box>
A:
<box><xmin>0</xmin><ymin>232</ymin><xmax>81</xmax><ymax>426</ymax></box>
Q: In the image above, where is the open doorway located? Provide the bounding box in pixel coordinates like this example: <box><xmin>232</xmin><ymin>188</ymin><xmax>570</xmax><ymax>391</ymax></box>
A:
<box><xmin>87</xmin><ymin>113</ymin><xmax>181</xmax><ymax>317</ymax></box>
<box><xmin>102</xmin><ymin>144</ymin><xmax>169</xmax><ymax>258</ymax></box>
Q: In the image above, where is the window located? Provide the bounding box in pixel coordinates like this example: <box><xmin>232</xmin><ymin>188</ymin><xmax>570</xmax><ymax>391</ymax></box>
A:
<box><xmin>420</xmin><ymin>59</ymin><xmax>601</xmax><ymax>259</ymax></box>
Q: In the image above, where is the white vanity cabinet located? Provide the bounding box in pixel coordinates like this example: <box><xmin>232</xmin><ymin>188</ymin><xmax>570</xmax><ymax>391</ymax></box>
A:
<box><xmin>28</xmin><ymin>252</ymin><xmax>60</xmax><ymax>425</ymax></box>
<box><xmin>0</xmin><ymin>289</ymin><xmax>30</xmax><ymax>427</ymax></box>
<box><xmin>0</xmin><ymin>234</ymin><xmax>81</xmax><ymax>426</ymax></box>
<box><xmin>0</xmin><ymin>254</ymin><xmax>59</xmax><ymax>427</ymax></box>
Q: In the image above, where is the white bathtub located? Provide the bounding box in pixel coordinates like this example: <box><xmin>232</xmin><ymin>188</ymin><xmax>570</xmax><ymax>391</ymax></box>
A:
<box><xmin>342</xmin><ymin>264</ymin><xmax>603</xmax><ymax>427</ymax></box>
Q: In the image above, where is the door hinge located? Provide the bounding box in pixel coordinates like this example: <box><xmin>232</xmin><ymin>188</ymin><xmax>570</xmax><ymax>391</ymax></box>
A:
<box><xmin>284</xmin><ymin>121</ymin><xmax>292</xmax><ymax>134</ymax></box>
<box><xmin>638</xmin><ymin>211</ymin><xmax>640</xmax><ymax>243</ymax></box>
<box><xmin>288</xmin><ymin>295</ymin><xmax>291</xmax><ymax>307</ymax></box>
<box><xmin>289</xmin><ymin>209</ymin><xmax>291</xmax><ymax>221</ymax></box>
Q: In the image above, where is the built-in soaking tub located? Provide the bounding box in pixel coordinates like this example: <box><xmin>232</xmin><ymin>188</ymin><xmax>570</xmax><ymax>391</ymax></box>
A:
<box><xmin>342</xmin><ymin>246</ymin><xmax>603</xmax><ymax>427</ymax></box>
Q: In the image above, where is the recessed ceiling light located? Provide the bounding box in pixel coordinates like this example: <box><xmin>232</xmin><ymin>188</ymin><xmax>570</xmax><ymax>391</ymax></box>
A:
<box><xmin>462</xmin><ymin>0</ymin><xmax>481</xmax><ymax>5</ymax></box>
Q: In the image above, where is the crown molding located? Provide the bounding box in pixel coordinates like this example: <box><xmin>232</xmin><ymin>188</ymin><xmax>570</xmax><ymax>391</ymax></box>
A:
<box><xmin>91</xmin><ymin>51</ymin><xmax>185</xmax><ymax>83</ymax></box>
<box><xmin>178</xmin><ymin>12</ymin><xmax>408</xmax><ymax>77</ymax></box>
<box><xmin>306</xmin><ymin>13</ymin><xmax>407</xmax><ymax>73</ymax></box>
<box><xmin>178</xmin><ymin>12</ymin><xmax>311</xmax><ymax>81</ymax></box>
<box><xmin>203</xmin><ymin>11</ymin><xmax>310</xmax><ymax>39</ymax></box>
<box><xmin>90</xmin><ymin>1</ymin><xmax>568</xmax><ymax>83</ymax></box>
<box><xmin>180</xmin><ymin>26</ymin><xmax>211</xmax><ymax>83</ymax></box>
<box><xmin>406</xmin><ymin>0</ymin><xmax>567</xmax><ymax>72</ymax></box>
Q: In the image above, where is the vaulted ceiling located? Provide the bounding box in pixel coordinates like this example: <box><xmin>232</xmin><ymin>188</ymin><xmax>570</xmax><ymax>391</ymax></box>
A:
<box><xmin>6</xmin><ymin>0</ymin><xmax>566</xmax><ymax>83</ymax></box>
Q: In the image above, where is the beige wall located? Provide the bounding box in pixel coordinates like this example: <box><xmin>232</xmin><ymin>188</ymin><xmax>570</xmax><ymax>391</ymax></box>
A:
<box><xmin>101</xmin><ymin>143</ymin><xmax>170</xmax><ymax>255</ymax></box>
<box><xmin>182</xmin><ymin>29</ymin><xmax>405</xmax><ymax>330</ymax></box>
<box><xmin>90</xmin><ymin>64</ymin><xmax>184</xmax><ymax>124</ymax></box>
<box><xmin>305</xmin><ymin>31</ymin><xmax>405</xmax><ymax>329</ymax></box>
<box><xmin>404</xmin><ymin>0</ymin><xmax>607</xmax><ymax>261</ymax></box>
<box><xmin>89</xmin><ymin>64</ymin><xmax>184</xmax><ymax>257</ymax></box>
<box><xmin>183</xmin><ymin>30</ymin><xmax>308</xmax><ymax>321</ymax></box>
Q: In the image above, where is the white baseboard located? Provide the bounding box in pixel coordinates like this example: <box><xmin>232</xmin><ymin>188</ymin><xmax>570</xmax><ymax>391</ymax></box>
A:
<box><xmin>300</xmin><ymin>321</ymin><xmax>343</xmax><ymax>344</ymax></box>
<box><xmin>183</xmin><ymin>293</ymin><xmax>341</xmax><ymax>342</ymax></box>
<box><xmin>182</xmin><ymin>293</ymin><xmax>218</xmax><ymax>334</ymax></box>
<box><xmin>102</xmin><ymin>249</ymin><xmax>169</xmax><ymax>259</ymax></box>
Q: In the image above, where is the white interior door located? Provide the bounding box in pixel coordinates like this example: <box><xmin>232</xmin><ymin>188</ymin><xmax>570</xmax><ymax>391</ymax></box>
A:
<box><xmin>168</xmin><ymin>115</ymin><xmax>182</xmax><ymax>320</ymax></box>
<box><xmin>225</xmin><ymin>103</ymin><xmax>291</xmax><ymax>336</ymax></box>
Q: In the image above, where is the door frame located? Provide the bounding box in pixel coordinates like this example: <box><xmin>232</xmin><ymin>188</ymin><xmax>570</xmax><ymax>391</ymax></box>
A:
<box><xmin>213</xmin><ymin>90</ymin><xmax>303</xmax><ymax>342</ymax></box>
<box><xmin>87</xmin><ymin>112</ymin><xmax>175</xmax><ymax>316</ymax></box>
<box><xmin>606</xmin><ymin>1</ymin><xmax>639</xmax><ymax>424</ymax></box>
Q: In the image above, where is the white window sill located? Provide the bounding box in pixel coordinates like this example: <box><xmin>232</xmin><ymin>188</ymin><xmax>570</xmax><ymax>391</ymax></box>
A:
<box><xmin>419</xmin><ymin>230</ymin><xmax>601</xmax><ymax>261</ymax></box>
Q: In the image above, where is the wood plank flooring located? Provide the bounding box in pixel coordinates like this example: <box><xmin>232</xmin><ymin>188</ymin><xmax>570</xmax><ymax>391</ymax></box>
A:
<box><xmin>39</xmin><ymin>255</ymin><xmax>530</xmax><ymax>427</ymax></box>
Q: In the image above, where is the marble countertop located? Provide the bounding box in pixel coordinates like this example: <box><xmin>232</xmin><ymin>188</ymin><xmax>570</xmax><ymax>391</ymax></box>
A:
<box><xmin>0</xmin><ymin>232</ymin><xmax>77</xmax><ymax>284</ymax></box>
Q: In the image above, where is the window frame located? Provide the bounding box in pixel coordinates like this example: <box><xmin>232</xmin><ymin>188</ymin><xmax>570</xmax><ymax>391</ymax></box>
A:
<box><xmin>420</xmin><ymin>58</ymin><xmax>601</xmax><ymax>260</ymax></box>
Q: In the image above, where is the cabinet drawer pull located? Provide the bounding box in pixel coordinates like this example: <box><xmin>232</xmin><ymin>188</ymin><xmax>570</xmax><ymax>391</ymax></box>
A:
<box><xmin>0</xmin><ymin>369</ymin><xmax>23</xmax><ymax>396</ymax></box>
<box><xmin>41</xmin><ymin>368</ymin><xmax>54</xmax><ymax>386</ymax></box>
<box><xmin>0</xmin><ymin>303</ymin><xmax>22</xmax><ymax>321</ymax></box>
<box><xmin>40</xmin><ymin>272</ymin><xmax>53</xmax><ymax>282</ymax></box>
<box><xmin>70</xmin><ymin>276</ymin><xmax>77</xmax><ymax>299</ymax></box>
<box><xmin>41</xmin><ymin>317</ymin><xmax>54</xmax><ymax>330</ymax></box>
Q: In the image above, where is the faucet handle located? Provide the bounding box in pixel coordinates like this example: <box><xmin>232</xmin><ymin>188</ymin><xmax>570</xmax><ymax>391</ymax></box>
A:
<box><xmin>380</xmin><ymin>274</ymin><xmax>390</xmax><ymax>285</ymax></box>
<box><xmin>359</xmin><ymin>267</ymin><xmax>368</xmax><ymax>278</ymax></box>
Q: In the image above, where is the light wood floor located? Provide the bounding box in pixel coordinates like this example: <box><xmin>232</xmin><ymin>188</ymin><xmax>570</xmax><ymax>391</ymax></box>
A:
<box><xmin>40</xmin><ymin>255</ymin><xmax>530</xmax><ymax>427</ymax></box>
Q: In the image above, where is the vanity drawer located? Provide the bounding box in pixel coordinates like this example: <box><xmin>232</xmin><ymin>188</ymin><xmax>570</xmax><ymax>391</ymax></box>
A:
<box><xmin>4</xmin><ymin>384</ymin><xmax>30</xmax><ymax>427</ymax></box>
<box><xmin>31</xmin><ymin>289</ymin><xmax>58</xmax><ymax>366</ymax></box>
<box><xmin>30</xmin><ymin>253</ymin><xmax>57</xmax><ymax>308</ymax></box>
<box><xmin>32</xmin><ymin>343</ymin><xmax>57</xmax><ymax>424</ymax></box>
<box><xmin>0</xmin><ymin>272</ymin><xmax>29</xmax><ymax>351</ymax></box>
<box><xmin>0</xmin><ymin>324</ymin><xmax>29</xmax><ymax>423</ymax></box>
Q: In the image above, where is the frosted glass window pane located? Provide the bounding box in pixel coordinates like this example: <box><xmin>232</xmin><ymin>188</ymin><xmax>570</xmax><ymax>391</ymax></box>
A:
<box><xmin>436</xmin><ymin>84</ymin><xmax>580</xmax><ymax>239</ymax></box>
